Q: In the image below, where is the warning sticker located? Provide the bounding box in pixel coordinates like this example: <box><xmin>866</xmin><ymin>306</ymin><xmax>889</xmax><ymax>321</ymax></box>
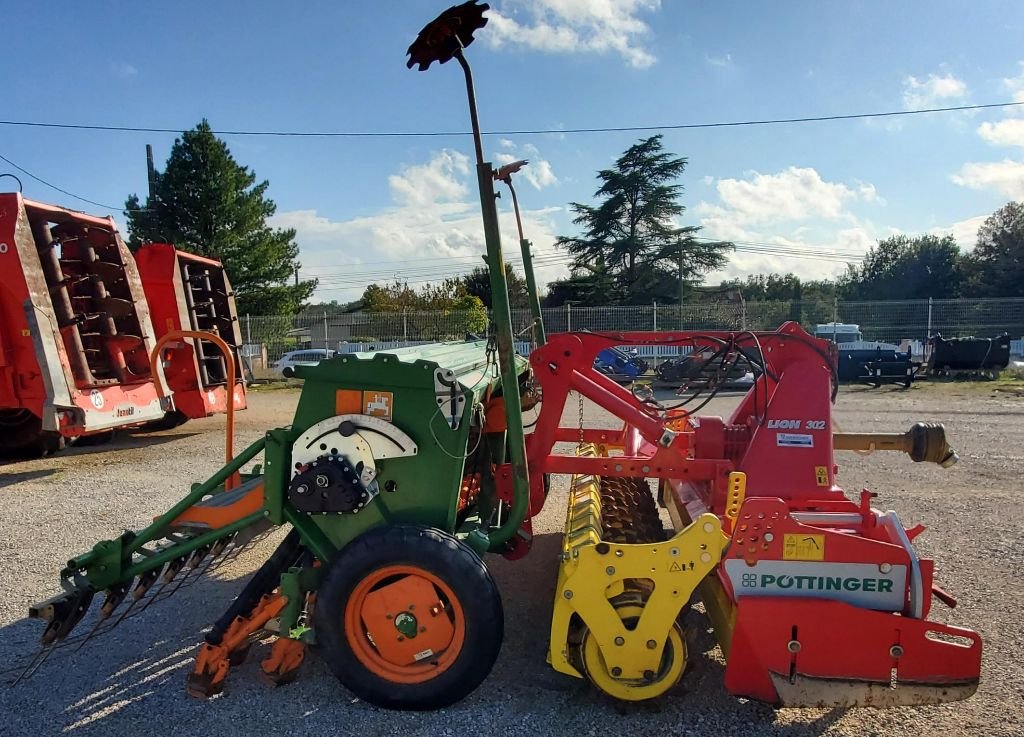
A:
<box><xmin>815</xmin><ymin>466</ymin><xmax>829</xmax><ymax>486</ymax></box>
<box><xmin>776</xmin><ymin>432</ymin><xmax>813</xmax><ymax>448</ymax></box>
<box><xmin>783</xmin><ymin>534</ymin><xmax>825</xmax><ymax>561</ymax></box>
<box><xmin>363</xmin><ymin>391</ymin><xmax>394</xmax><ymax>421</ymax></box>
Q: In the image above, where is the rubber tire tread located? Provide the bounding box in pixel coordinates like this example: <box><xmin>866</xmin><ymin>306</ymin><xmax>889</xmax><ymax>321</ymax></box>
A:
<box><xmin>317</xmin><ymin>524</ymin><xmax>504</xmax><ymax>710</ymax></box>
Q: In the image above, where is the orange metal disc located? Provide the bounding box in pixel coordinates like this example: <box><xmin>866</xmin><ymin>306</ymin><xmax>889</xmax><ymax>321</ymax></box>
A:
<box><xmin>344</xmin><ymin>565</ymin><xmax>465</xmax><ymax>684</ymax></box>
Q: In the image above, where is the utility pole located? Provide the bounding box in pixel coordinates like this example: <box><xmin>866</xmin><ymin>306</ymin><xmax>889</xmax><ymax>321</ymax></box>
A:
<box><xmin>146</xmin><ymin>144</ymin><xmax>157</xmax><ymax>199</ymax></box>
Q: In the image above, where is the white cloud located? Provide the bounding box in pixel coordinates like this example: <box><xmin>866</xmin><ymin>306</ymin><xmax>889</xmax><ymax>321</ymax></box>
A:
<box><xmin>485</xmin><ymin>0</ymin><xmax>661</xmax><ymax>69</ymax></box>
<box><xmin>270</xmin><ymin>150</ymin><xmax>566</xmax><ymax>302</ymax></box>
<box><xmin>705</xmin><ymin>53</ymin><xmax>733</xmax><ymax>68</ymax></box>
<box><xmin>387</xmin><ymin>150</ymin><xmax>469</xmax><ymax>208</ymax></box>
<box><xmin>863</xmin><ymin>116</ymin><xmax>905</xmax><ymax>133</ymax></box>
<box><xmin>951</xmin><ymin>62</ymin><xmax>1024</xmax><ymax>196</ymax></box>
<box><xmin>928</xmin><ymin>215</ymin><xmax>987</xmax><ymax>249</ymax></box>
<box><xmin>695</xmin><ymin>167</ymin><xmax>885</xmax><ymax>282</ymax></box>
<box><xmin>699</xmin><ymin>167</ymin><xmax>876</xmax><ymax>226</ymax></box>
<box><xmin>703</xmin><ymin>227</ymin><xmax>875</xmax><ymax>284</ymax></box>
<box><xmin>977</xmin><ymin>118</ymin><xmax>1024</xmax><ymax>147</ymax></box>
<box><xmin>1003</xmin><ymin>61</ymin><xmax>1024</xmax><ymax>109</ymax></box>
<box><xmin>951</xmin><ymin>159</ymin><xmax>1024</xmax><ymax>199</ymax></box>
<box><xmin>110</xmin><ymin>62</ymin><xmax>138</xmax><ymax>78</ymax></box>
<box><xmin>857</xmin><ymin>182</ymin><xmax>880</xmax><ymax>202</ymax></box>
<box><xmin>902</xmin><ymin>72</ymin><xmax>968</xmax><ymax>110</ymax></box>
<box><xmin>493</xmin><ymin>141</ymin><xmax>559</xmax><ymax>190</ymax></box>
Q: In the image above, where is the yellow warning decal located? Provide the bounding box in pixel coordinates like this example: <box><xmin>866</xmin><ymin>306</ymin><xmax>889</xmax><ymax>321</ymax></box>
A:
<box><xmin>783</xmin><ymin>534</ymin><xmax>825</xmax><ymax>561</ymax></box>
<box><xmin>815</xmin><ymin>466</ymin><xmax>829</xmax><ymax>486</ymax></box>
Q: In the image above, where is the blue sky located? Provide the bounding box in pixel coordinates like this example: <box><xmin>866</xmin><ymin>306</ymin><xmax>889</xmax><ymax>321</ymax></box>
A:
<box><xmin>3</xmin><ymin>0</ymin><xmax>1023</xmax><ymax>303</ymax></box>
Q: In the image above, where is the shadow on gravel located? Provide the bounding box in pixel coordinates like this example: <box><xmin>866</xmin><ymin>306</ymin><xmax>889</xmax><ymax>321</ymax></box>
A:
<box><xmin>486</xmin><ymin>531</ymin><xmax>852</xmax><ymax>737</ymax></box>
<box><xmin>0</xmin><ymin>469</ymin><xmax>58</xmax><ymax>488</ymax></box>
<box><xmin>0</xmin><ymin>568</ymin><xmax>255</xmax><ymax>736</ymax></box>
<box><xmin>1</xmin><ymin>531</ymin><xmax>853</xmax><ymax>737</ymax></box>
<box><xmin>56</xmin><ymin>431</ymin><xmax>202</xmax><ymax>456</ymax></box>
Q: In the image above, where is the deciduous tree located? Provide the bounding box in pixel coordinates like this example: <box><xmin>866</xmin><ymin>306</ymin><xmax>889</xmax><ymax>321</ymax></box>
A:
<box><xmin>965</xmin><ymin>201</ymin><xmax>1024</xmax><ymax>297</ymax></box>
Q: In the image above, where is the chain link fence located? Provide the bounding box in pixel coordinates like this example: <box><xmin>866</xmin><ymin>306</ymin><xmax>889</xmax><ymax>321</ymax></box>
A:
<box><xmin>240</xmin><ymin>298</ymin><xmax>1024</xmax><ymax>374</ymax></box>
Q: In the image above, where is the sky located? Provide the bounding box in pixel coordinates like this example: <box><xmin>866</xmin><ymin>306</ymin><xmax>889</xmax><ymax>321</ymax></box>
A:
<box><xmin>2</xmin><ymin>0</ymin><xmax>1023</xmax><ymax>304</ymax></box>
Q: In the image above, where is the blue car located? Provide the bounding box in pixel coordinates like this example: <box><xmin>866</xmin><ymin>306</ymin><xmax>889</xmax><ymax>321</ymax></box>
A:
<box><xmin>594</xmin><ymin>347</ymin><xmax>649</xmax><ymax>380</ymax></box>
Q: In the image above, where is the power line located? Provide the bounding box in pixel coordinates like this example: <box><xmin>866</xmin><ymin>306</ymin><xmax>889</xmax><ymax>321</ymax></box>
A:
<box><xmin>306</xmin><ymin>239</ymin><xmax>862</xmax><ymax>280</ymax></box>
<box><xmin>0</xmin><ymin>152</ymin><xmax>127</xmax><ymax>211</ymax></box>
<box><xmin>0</xmin><ymin>101</ymin><xmax>1019</xmax><ymax>139</ymax></box>
<box><xmin>303</xmin><ymin>245</ymin><xmax>566</xmax><ymax>273</ymax></box>
<box><xmin>307</xmin><ymin>240</ymin><xmax>860</xmax><ymax>282</ymax></box>
<box><xmin>312</xmin><ymin>253</ymin><xmax>574</xmax><ymax>286</ymax></box>
<box><xmin>309</xmin><ymin>242</ymin><xmax>859</xmax><ymax>292</ymax></box>
<box><xmin>0</xmin><ymin>143</ymin><xmax>860</xmax><ymax>277</ymax></box>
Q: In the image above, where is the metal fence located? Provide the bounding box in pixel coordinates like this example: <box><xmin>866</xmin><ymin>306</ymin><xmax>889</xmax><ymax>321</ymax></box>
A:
<box><xmin>241</xmin><ymin>298</ymin><xmax>1024</xmax><ymax>366</ymax></box>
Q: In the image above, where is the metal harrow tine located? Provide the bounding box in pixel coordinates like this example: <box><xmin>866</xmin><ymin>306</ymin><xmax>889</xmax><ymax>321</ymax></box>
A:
<box><xmin>148</xmin><ymin>544</ymin><xmax>214</xmax><ymax>607</ymax></box>
<box><xmin>10</xmin><ymin>643</ymin><xmax>57</xmax><ymax>686</ymax></box>
<box><xmin>151</xmin><ymin>531</ymin><xmax>240</xmax><ymax>602</ymax></box>
<box><xmin>8</xmin><ymin>528</ymin><xmax>283</xmax><ymax>685</ymax></box>
<box><xmin>164</xmin><ymin>537</ymin><xmax>235</xmax><ymax>595</ymax></box>
<box><xmin>136</xmin><ymin>556</ymin><xmax>188</xmax><ymax>616</ymax></box>
<box><xmin>106</xmin><ymin>567</ymin><xmax>163</xmax><ymax>632</ymax></box>
<box><xmin>73</xmin><ymin>584</ymin><xmax>130</xmax><ymax>652</ymax></box>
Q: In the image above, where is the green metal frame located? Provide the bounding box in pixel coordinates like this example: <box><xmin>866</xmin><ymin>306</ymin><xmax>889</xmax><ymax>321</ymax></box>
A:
<box><xmin>56</xmin><ymin>340</ymin><xmax>529</xmax><ymax>603</ymax></box>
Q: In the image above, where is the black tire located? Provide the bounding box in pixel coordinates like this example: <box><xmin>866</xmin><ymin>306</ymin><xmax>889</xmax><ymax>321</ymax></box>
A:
<box><xmin>0</xmin><ymin>410</ymin><xmax>58</xmax><ymax>458</ymax></box>
<box><xmin>316</xmin><ymin>524</ymin><xmax>503</xmax><ymax>710</ymax></box>
<box><xmin>34</xmin><ymin>431</ymin><xmax>66</xmax><ymax>457</ymax></box>
<box><xmin>282</xmin><ymin>366</ymin><xmax>295</xmax><ymax>378</ymax></box>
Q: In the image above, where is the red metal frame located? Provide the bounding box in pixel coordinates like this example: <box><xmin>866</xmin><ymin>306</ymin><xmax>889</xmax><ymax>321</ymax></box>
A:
<box><xmin>0</xmin><ymin>194</ymin><xmax>166</xmax><ymax>448</ymax></box>
<box><xmin>135</xmin><ymin>244</ymin><xmax>246</xmax><ymax>420</ymax></box>
<box><xmin>497</xmin><ymin>321</ymin><xmax>981</xmax><ymax>704</ymax></box>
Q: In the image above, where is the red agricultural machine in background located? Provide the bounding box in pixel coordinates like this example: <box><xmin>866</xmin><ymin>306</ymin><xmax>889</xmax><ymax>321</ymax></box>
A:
<box><xmin>136</xmin><ymin>244</ymin><xmax>246</xmax><ymax>426</ymax></box>
<box><xmin>0</xmin><ymin>193</ymin><xmax>245</xmax><ymax>455</ymax></box>
<box><xmin>0</xmin><ymin>194</ymin><xmax>167</xmax><ymax>454</ymax></box>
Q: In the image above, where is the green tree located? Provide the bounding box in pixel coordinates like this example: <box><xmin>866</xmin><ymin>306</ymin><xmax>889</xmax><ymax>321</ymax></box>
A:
<box><xmin>361</xmin><ymin>280</ymin><xmax>421</xmax><ymax>312</ymax></box>
<box><xmin>359</xmin><ymin>279</ymin><xmax>487</xmax><ymax>339</ymax></box>
<box><xmin>461</xmin><ymin>265</ymin><xmax>530</xmax><ymax>308</ymax></box>
<box><xmin>125</xmin><ymin>120</ymin><xmax>316</xmax><ymax>315</ymax></box>
<box><xmin>965</xmin><ymin>201</ymin><xmax>1024</xmax><ymax>297</ymax></box>
<box><xmin>542</xmin><ymin>267</ymin><xmax>619</xmax><ymax>307</ymax></box>
<box><xmin>839</xmin><ymin>234</ymin><xmax>964</xmax><ymax>300</ymax></box>
<box><xmin>721</xmin><ymin>273</ymin><xmax>804</xmax><ymax>302</ymax></box>
<box><xmin>557</xmin><ymin>135</ymin><xmax>733</xmax><ymax>305</ymax></box>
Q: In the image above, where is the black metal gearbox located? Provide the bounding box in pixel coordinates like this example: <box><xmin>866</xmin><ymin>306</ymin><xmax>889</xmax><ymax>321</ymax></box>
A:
<box><xmin>288</xmin><ymin>456</ymin><xmax>370</xmax><ymax>514</ymax></box>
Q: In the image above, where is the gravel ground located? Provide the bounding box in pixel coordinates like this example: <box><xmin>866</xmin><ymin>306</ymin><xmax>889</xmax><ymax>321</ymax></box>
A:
<box><xmin>0</xmin><ymin>381</ymin><xmax>1021</xmax><ymax>737</ymax></box>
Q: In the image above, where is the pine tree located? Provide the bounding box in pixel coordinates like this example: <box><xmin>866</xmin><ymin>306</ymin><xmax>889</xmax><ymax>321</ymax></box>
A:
<box><xmin>557</xmin><ymin>135</ymin><xmax>732</xmax><ymax>305</ymax></box>
<box><xmin>125</xmin><ymin>120</ymin><xmax>316</xmax><ymax>315</ymax></box>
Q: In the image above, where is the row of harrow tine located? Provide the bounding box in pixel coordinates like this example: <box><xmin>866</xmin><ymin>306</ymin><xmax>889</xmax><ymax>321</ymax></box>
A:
<box><xmin>4</xmin><ymin>527</ymin><xmax>272</xmax><ymax>687</ymax></box>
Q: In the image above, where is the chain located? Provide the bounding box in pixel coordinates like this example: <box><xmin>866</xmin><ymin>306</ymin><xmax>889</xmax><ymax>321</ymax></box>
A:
<box><xmin>577</xmin><ymin>393</ymin><xmax>585</xmax><ymax>449</ymax></box>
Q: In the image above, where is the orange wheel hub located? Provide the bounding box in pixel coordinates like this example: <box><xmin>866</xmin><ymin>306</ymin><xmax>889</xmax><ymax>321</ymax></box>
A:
<box><xmin>344</xmin><ymin>565</ymin><xmax>465</xmax><ymax>684</ymax></box>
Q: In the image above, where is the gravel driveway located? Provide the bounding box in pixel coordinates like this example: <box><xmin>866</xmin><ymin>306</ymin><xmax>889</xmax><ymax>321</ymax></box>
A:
<box><xmin>0</xmin><ymin>382</ymin><xmax>1020</xmax><ymax>737</ymax></box>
